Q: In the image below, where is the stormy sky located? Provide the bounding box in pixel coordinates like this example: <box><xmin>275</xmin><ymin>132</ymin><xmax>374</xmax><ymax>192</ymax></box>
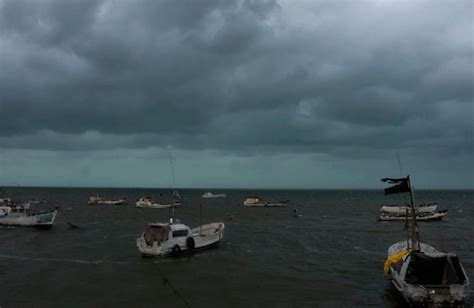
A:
<box><xmin>0</xmin><ymin>0</ymin><xmax>472</xmax><ymax>189</ymax></box>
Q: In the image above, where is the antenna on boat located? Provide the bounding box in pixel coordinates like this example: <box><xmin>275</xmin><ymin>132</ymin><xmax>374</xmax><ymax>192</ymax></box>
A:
<box><xmin>199</xmin><ymin>198</ymin><xmax>203</xmax><ymax>235</ymax></box>
<box><xmin>168</xmin><ymin>152</ymin><xmax>176</xmax><ymax>190</ymax></box>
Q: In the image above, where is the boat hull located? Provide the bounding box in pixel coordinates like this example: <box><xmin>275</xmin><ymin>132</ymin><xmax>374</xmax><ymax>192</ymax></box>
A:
<box><xmin>243</xmin><ymin>202</ymin><xmax>286</xmax><ymax>207</ymax></box>
<box><xmin>202</xmin><ymin>194</ymin><xmax>226</xmax><ymax>199</ymax></box>
<box><xmin>379</xmin><ymin>210</ymin><xmax>447</xmax><ymax>221</ymax></box>
<box><xmin>136</xmin><ymin>202</ymin><xmax>177</xmax><ymax>209</ymax></box>
<box><xmin>0</xmin><ymin>210</ymin><xmax>57</xmax><ymax>228</ymax></box>
<box><xmin>381</xmin><ymin>203</ymin><xmax>438</xmax><ymax>214</ymax></box>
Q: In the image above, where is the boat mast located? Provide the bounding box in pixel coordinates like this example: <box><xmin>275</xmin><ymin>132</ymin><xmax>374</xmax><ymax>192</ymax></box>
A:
<box><xmin>397</xmin><ymin>153</ymin><xmax>411</xmax><ymax>246</ymax></box>
<box><xmin>407</xmin><ymin>175</ymin><xmax>420</xmax><ymax>251</ymax></box>
<box><xmin>168</xmin><ymin>152</ymin><xmax>177</xmax><ymax>221</ymax></box>
<box><xmin>168</xmin><ymin>152</ymin><xmax>179</xmax><ymax>202</ymax></box>
<box><xmin>199</xmin><ymin>198</ymin><xmax>203</xmax><ymax>235</ymax></box>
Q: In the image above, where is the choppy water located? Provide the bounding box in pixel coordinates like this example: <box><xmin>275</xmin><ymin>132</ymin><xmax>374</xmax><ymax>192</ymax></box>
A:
<box><xmin>0</xmin><ymin>188</ymin><xmax>472</xmax><ymax>307</ymax></box>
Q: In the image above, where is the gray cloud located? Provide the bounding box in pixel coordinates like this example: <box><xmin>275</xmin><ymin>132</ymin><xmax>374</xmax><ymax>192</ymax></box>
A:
<box><xmin>0</xmin><ymin>0</ymin><xmax>472</xmax><ymax>187</ymax></box>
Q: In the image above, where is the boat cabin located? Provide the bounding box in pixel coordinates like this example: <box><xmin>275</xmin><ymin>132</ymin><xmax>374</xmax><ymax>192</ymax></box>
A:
<box><xmin>143</xmin><ymin>222</ymin><xmax>191</xmax><ymax>246</ymax></box>
<box><xmin>403</xmin><ymin>252</ymin><xmax>468</xmax><ymax>286</ymax></box>
<box><xmin>245</xmin><ymin>197</ymin><xmax>261</xmax><ymax>204</ymax></box>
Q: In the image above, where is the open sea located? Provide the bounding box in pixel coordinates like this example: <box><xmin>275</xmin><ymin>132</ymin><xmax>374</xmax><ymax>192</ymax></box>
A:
<box><xmin>0</xmin><ymin>188</ymin><xmax>472</xmax><ymax>307</ymax></box>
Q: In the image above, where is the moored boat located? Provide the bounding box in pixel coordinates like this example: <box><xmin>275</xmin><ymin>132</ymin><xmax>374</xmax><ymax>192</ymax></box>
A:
<box><xmin>380</xmin><ymin>203</ymin><xmax>438</xmax><ymax>214</ymax></box>
<box><xmin>0</xmin><ymin>203</ymin><xmax>57</xmax><ymax>229</ymax></box>
<box><xmin>88</xmin><ymin>195</ymin><xmax>126</xmax><ymax>205</ymax></box>
<box><xmin>202</xmin><ymin>192</ymin><xmax>226</xmax><ymax>199</ymax></box>
<box><xmin>136</xmin><ymin>196</ymin><xmax>178</xmax><ymax>209</ymax></box>
<box><xmin>379</xmin><ymin>210</ymin><xmax>448</xmax><ymax>221</ymax></box>
<box><xmin>382</xmin><ymin>176</ymin><xmax>470</xmax><ymax>305</ymax></box>
<box><xmin>243</xmin><ymin>196</ymin><xmax>286</xmax><ymax>207</ymax></box>
<box><xmin>0</xmin><ymin>197</ymin><xmax>13</xmax><ymax>206</ymax></box>
<box><xmin>136</xmin><ymin>219</ymin><xmax>225</xmax><ymax>257</ymax></box>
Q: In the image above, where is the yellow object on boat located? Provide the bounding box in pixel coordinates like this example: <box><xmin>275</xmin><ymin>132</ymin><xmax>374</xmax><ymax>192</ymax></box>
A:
<box><xmin>384</xmin><ymin>248</ymin><xmax>411</xmax><ymax>276</ymax></box>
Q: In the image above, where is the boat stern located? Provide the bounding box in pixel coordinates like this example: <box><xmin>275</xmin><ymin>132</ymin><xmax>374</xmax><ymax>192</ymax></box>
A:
<box><xmin>136</xmin><ymin>236</ymin><xmax>166</xmax><ymax>257</ymax></box>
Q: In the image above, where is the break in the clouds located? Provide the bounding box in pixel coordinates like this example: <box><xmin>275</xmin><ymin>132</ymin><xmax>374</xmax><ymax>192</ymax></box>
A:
<box><xmin>0</xmin><ymin>0</ymin><xmax>472</xmax><ymax>188</ymax></box>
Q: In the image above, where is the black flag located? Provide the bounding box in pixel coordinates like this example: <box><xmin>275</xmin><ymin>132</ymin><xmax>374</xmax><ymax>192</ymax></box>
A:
<box><xmin>381</xmin><ymin>176</ymin><xmax>411</xmax><ymax>195</ymax></box>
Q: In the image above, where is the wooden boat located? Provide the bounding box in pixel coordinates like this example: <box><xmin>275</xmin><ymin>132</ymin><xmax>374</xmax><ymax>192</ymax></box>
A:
<box><xmin>382</xmin><ymin>176</ymin><xmax>470</xmax><ymax>305</ymax></box>
<box><xmin>136</xmin><ymin>220</ymin><xmax>225</xmax><ymax>257</ymax></box>
<box><xmin>202</xmin><ymin>192</ymin><xmax>226</xmax><ymax>199</ymax></box>
<box><xmin>243</xmin><ymin>196</ymin><xmax>286</xmax><ymax>207</ymax></box>
<box><xmin>0</xmin><ymin>203</ymin><xmax>57</xmax><ymax>229</ymax></box>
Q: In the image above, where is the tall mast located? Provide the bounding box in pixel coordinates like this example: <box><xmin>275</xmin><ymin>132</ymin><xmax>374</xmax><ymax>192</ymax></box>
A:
<box><xmin>168</xmin><ymin>152</ymin><xmax>176</xmax><ymax>190</ymax></box>
<box><xmin>407</xmin><ymin>176</ymin><xmax>420</xmax><ymax>250</ymax></box>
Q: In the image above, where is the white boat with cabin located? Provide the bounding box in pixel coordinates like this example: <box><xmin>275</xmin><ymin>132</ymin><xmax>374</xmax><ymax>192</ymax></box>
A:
<box><xmin>0</xmin><ymin>203</ymin><xmax>57</xmax><ymax>229</ymax></box>
<box><xmin>202</xmin><ymin>192</ymin><xmax>226</xmax><ymax>199</ymax></box>
<box><xmin>136</xmin><ymin>196</ymin><xmax>179</xmax><ymax>209</ymax></box>
<box><xmin>136</xmin><ymin>218</ymin><xmax>225</xmax><ymax>257</ymax></box>
<box><xmin>243</xmin><ymin>196</ymin><xmax>286</xmax><ymax>207</ymax></box>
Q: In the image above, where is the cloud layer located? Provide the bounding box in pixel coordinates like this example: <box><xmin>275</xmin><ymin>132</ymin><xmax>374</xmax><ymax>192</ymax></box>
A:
<box><xmin>0</xmin><ymin>0</ymin><xmax>472</xmax><ymax>187</ymax></box>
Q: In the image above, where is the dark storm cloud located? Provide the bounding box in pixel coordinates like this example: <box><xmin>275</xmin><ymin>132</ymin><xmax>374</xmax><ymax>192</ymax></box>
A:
<box><xmin>0</xmin><ymin>0</ymin><xmax>472</xmax><ymax>159</ymax></box>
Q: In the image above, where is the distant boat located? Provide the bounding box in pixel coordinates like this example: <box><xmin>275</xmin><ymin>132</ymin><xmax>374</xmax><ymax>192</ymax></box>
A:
<box><xmin>380</xmin><ymin>203</ymin><xmax>438</xmax><ymax>214</ymax></box>
<box><xmin>202</xmin><ymin>192</ymin><xmax>226</xmax><ymax>199</ymax></box>
<box><xmin>136</xmin><ymin>197</ymin><xmax>178</xmax><ymax>209</ymax></box>
<box><xmin>0</xmin><ymin>197</ymin><xmax>12</xmax><ymax>206</ymax></box>
<box><xmin>243</xmin><ymin>196</ymin><xmax>286</xmax><ymax>207</ymax></box>
<box><xmin>88</xmin><ymin>196</ymin><xmax>126</xmax><ymax>205</ymax></box>
<box><xmin>0</xmin><ymin>203</ymin><xmax>57</xmax><ymax>229</ymax></box>
<box><xmin>382</xmin><ymin>176</ymin><xmax>470</xmax><ymax>305</ymax></box>
<box><xmin>379</xmin><ymin>210</ymin><xmax>448</xmax><ymax>221</ymax></box>
<box><xmin>379</xmin><ymin>203</ymin><xmax>448</xmax><ymax>221</ymax></box>
<box><xmin>136</xmin><ymin>153</ymin><xmax>182</xmax><ymax>209</ymax></box>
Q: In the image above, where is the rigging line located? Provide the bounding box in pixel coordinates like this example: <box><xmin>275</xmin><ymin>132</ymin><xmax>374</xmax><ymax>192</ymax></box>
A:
<box><xmin>156</xmin><ymin>264</ymin><xmax>192</xmax><ymax>308</ymax></box>
<box><xmin>169</xmin><ymin>152</ymin><xmax>176</xmax><ymax>189</ymax></box>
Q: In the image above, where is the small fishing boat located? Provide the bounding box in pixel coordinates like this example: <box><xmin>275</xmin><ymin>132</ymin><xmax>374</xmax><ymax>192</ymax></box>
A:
<box><xmin>380</xmin><ymin>203</ymin><xmax>438</xmax><ymax>214</ymax></box>
<box><xmin>0</xmin><ymin>203</ymin><xmax>57</xmax><ymax>229</ymax></box>
<box><xmin>135</xmin><ymin>196</ymin><xmax>178</xmax><ymax>209</ymax></box>
<box><xmin>0</xmin><ymin>197</ymin><xmax>13</xmax><ymax>206</ymax></box>
<box><xmin>382</xmin><ymin>176</ymin><xmax>470</xmax><ymax>306</ymax></box>
<box><xmin>136</xmin><ymin>218</ymin><xmax>225</xmax><ymax>257</ymax></box>
<box><xmin>379</xmin><ymin>210</ymin><xmax>448</xmax><ymax>221</ymax></box>
<box><xmin>243</xmin><ymin>196</ymin><xmax>286</xmax><ymax>207</ymax></box>
<box><xmin>88</xmin><ymin>196</ymin><xmax>126</xmax><ymax>205</ymax></box>
<box><xmin>202</xmin><ymin>192</ymin><xmax>226</xmax><ymax>199</ymax></box>
<box><xmin>136</xmin><ymin>153</ymin><xmax>183</xmax><ymax>209</ymax></box>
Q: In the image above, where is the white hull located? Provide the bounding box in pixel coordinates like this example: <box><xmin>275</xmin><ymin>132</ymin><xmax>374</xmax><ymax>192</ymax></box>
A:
<box><xmin>202</xmin><ymin>193</ymin><xmax>226</xmax><ymax>199</ymax></box>
<box><xmin>379</xmin><ymin>210</ymin><xmax>447</xmax><ymax>221</ymax></box>
<box><xmin>243</xmin><ymin>202</ymin><xmax>286</xmax><ymax>207</ymax></box>
<box><xmin>137</xmin><ymin>222</ymin><xmax>224</xmax><ymax>257</ymax></box>
<box><xmin>380</xmin><ymin>203</ymin><xmax>438</xmax><ymax>214</ymax></box>
<box><xmin>0</xmin><ymin>210</ymin><xmax>57</xmax><ymax>228</ymax></box>
<box><xmin>89</xmin><ymin>200</ymin><xmax>126</xmax><ymax>205</ymax></box>
<box><xmin>136</xmin><ymin>202</ymin><xmax>177</xmax><ymax>209</ymax></box>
